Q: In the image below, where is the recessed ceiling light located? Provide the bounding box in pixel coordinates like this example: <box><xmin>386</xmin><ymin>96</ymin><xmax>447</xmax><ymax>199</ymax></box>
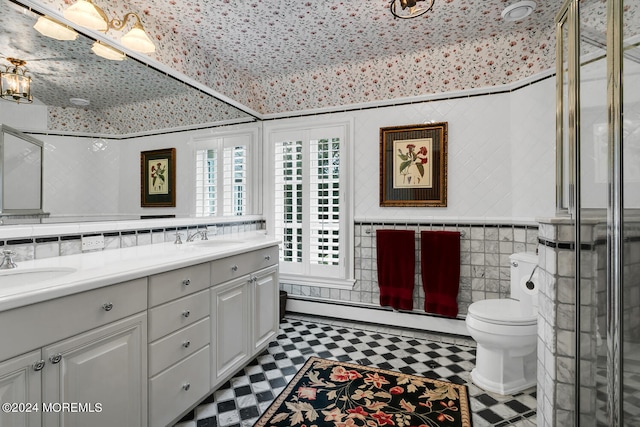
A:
<box><xmin>501</xmin><ymin>1</ymin><xmax>536</xmax><ymax>22</ymax></box>
<box><xmin>70</xmin><ymin>97</ymin><xmax>90</xmax><ymax>106</ymax></box>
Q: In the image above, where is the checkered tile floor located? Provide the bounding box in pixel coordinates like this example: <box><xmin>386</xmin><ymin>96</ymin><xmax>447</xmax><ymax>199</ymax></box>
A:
<box><xmin>173</xmin><ymin>315</ymin><xmax>537</xmax><ymax>427</ymax></box>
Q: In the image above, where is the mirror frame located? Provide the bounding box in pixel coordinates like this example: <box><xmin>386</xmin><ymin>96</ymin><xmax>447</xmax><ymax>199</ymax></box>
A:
<box><xmin>0</xmin><ymin>124</ymin><xmax>45</xmax><ymax>215</ymax></box>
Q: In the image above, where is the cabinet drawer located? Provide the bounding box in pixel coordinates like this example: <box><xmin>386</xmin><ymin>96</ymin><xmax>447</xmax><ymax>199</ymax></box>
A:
<box><xmin>210</xmin><ymin>245</ymin><xmax>278</xmax><ymax>286</ymax></box>
<box><xmin>148</xmin><ymin>262</ymin><xmax>210</xmax><ymax>307</ymax></box>
<box><xmin>149</xmin><ymin>317</ymin><xmax>210</xmax><ymax>377</ymax></box>
<box><xmin>0</xmin><ymin>278</ymin><xmax>147</xmax><ymax>362</ymax></box>
<box><xmin>148</xmin><ymin>289</ymin><xmax>210</xmax><ymax>342</ymax></box>
<box><xmin>149</xmin><ymin>345</ymin><xmax>210</xmax><ymax>427</ymax></box>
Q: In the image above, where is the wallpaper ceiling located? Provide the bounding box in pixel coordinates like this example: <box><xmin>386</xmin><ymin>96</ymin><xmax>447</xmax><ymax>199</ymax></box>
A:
<box><xmin>3</xmin><ymin>0</ymin><xmax>618</xmax><ymax>133</ymax></box>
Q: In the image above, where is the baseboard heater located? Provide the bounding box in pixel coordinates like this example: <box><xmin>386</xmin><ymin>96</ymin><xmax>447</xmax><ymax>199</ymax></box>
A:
<box><xmin>285</xmin><ymin>296</ymin><xmax>470</xmax><ymax>337</ymax></box>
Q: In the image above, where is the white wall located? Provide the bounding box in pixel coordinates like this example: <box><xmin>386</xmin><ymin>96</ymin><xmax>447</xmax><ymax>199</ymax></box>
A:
<box><xmin>1</xmin><ymin>77</ymin><xmax>556</xmax><ymax>220</ymax></box>
<box><xmin>265</xmin><ymin>77</ymin><xmax>556</xmax><ymax>222</ymax></box>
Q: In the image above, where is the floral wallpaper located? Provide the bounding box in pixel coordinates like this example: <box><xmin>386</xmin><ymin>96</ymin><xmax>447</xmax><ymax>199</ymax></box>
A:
<box><xmin>14</xmin><ymin>0</ymin><xmax>635</xmax><ymax>132</ymax></box>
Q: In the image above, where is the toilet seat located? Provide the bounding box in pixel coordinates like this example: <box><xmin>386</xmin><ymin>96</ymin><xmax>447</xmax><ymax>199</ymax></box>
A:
<box><xmin>467</xmin><ymin>299</ymin><xmax>536</xmax><ymax>326</ymax></box>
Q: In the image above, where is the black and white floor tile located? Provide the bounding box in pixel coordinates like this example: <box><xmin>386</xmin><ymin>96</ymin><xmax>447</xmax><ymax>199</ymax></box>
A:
<box><xmin>173</xmin><ymin>315</ymin><xmax>537</xmax><ymax>427</ymax></box>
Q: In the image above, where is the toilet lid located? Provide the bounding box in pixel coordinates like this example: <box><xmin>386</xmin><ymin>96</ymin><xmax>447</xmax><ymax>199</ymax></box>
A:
<box><xmin>468</xmin><ymin>299</ymin><xmax>537</xmax><ymax>326</ymax></box>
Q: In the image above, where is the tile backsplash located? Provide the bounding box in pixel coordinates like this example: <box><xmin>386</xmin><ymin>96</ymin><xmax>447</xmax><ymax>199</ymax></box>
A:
<box><xmin>0</xmin><ymin>217</ymin><xmax>266</xmax><ymax>263</ymax></box>
<box><xmin>281</xmin><ymin>219</ymin><xmax>539</xmax><ymax>317</ymax></box>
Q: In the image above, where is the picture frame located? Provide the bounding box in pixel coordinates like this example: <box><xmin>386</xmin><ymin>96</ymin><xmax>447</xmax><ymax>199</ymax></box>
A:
<box><xmin>380</xmin><ymin>122</ymin><xmax>448</xmax><ymax>207</ymax></box>
<box><xmin>141</xmin><ymin>148</ymin><xmax>176</xmax><ymax>207</ymax></box>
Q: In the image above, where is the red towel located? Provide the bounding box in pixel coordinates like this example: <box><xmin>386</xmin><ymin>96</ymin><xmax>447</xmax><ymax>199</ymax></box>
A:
<box><xmin>376</xmin><ymin>230</ymin><xmax>415</xmax><ymax>310</ymax></box>
<box><xmin>420</xmin><ymin>231</ymin><xmax>460</xmax><ymax>318</ymax></box>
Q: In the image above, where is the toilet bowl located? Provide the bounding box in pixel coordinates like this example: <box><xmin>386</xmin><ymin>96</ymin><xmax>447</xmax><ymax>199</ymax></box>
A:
<box><xmin>465</xmin><ymin>252</ymin><xmax>539</xmax><ymax>395</ymax></box>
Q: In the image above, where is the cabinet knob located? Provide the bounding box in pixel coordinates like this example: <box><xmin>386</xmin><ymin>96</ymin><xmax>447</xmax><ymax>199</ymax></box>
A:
<box><xmin>49</xmin><ymin>353</ymin><xmax>62</xmax><ymax>364</ymax></box>
<box><xmin>182</xmin><ymin>340</ymin><xmax>191</xmax><ymax>348</ymax></box>
<box><xmin>32</xmin><ymin>360</ymin><xmax>45</xmax><ymax>371</ymax></box>
<box><xmin>182</xmin><ymin>310</ymin><xmax>191</xmax><ymax>318</ymax></box>
<box><xmin>231</xmin><ymin>265</ymin><xmax>238</xmax><ymax>272</ymax></box>
<box><xmin>102</xmin><ymin>302</ymin><xmax>114</xmax><ymax>311</ymax></box>
<box><xmin>182</xmin><ymin>383</ymin><xmax>191</xmax><ymax>391</ymax></box>
<box><xmin>182</xmin><ymin>279</ymin><xmax>191</xmax><ymax>286</ymax></box>
<box><xmin>264</xmin><ymin>255</ymin><xmax>271</xmax><ymax>261</ymax></box>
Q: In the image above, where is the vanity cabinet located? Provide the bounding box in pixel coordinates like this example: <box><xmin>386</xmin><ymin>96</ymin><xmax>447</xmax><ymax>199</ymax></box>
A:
<box><xmin>210</xmin><ymin>246</ymin><xmax>279</xmax><ymax>387</ymax></box>
<box><xmin>0</xmin><ymin>350</ymin><xmax>42</xmax><ymax>427</ymax></box>
<box><xmin>41</xmin><ymin>313</ymin><xmax>147</xmax><ymax>427</ymax></box>
<box><xmin>0</xmin><ymin>278</ymin><xmax>148</xmax><ymax>427</ymax></box>
<box><xmin>147</xmin><ymin>263</ymin><xmax>211</xmax><ymax>427</ymax></box>
<box><xmin>0</xmin><ymin>240</ymin><xmax>280</xmax><ymax>427</ymax></box>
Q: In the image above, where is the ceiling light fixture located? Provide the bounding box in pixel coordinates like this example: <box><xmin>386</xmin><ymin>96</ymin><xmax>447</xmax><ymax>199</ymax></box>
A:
<box><xmin>389</xmin><ymin>0</ymin><xmax>435</xmax><ymax>19</ymax></box>
<box><xmin>62</xmin><ymin>0</ymin><xmax>155</xmax><ymax>54</ymax></box>
<box><xmin>33</xmin><ymin>16</ymin><xmax>79</xmax><ymax>41</ymax></box>
<box><xmin>501</xmin><ymin>1</ymin><xmax>536</xmax><ymax>22</ymax></box>
<box><xmin>0</xmin><ymin>58</ymin><xmax>32</xmax><ymax>104</ymax></box>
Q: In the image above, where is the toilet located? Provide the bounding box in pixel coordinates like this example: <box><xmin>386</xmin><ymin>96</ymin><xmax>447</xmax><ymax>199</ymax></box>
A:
<box><xmin>465</xmin><ymin>252</ymin><xmax>539</xmax><ymax>395</ymax></box>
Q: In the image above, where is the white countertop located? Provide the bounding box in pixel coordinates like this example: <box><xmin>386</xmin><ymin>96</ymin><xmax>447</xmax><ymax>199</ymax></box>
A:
<box><xmin>0</xmin><ymin>231</ymin><xmax>279</xmax><ymax>312</ymax></box>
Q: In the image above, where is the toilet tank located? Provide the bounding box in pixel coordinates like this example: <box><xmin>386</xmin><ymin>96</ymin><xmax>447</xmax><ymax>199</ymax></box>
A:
<box><xmin>509</xmin><ymin>252</ymin><xmax>538</xmax><ymax>302</ymax></box>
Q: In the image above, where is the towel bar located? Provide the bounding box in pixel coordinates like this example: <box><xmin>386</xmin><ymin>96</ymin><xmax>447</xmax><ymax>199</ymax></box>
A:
<box><xmin>364</xmin><ymin>228</ymin><xmax>466</xmax><ymax>237</ymax></box>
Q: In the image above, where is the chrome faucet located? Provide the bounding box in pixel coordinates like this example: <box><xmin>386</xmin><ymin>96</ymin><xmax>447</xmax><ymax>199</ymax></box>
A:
<box><xmin>0</xmin><ymin>249</ymin><xmax>18</xmax><ymax>269</ymax></box>
<box><xmin>186</xmin><ymin>229</ymin><xmax>209</xmax><ymax>242</ymax></box>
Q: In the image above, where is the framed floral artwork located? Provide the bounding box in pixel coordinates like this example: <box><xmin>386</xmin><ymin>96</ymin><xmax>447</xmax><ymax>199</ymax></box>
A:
<box><xmin>380</xmin><ymin>122</ymin><xmax>448</xmax><ymax>207</ymax></box>
<box><xmin>141</xmin><ymin>148</ymin><xmax>176</xmax><ymax>207</ymax></box>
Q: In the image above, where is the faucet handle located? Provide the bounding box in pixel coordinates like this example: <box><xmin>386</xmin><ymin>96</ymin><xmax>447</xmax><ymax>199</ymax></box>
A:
<box><xmin>0</xmin><ymin>249</ymin><xmax>17</xmax><ymax>269</ymax></box>
<box><xmin>174</xmin><ymin>232</ymin><xmax>183</xmax><ymax>245</ymax></box>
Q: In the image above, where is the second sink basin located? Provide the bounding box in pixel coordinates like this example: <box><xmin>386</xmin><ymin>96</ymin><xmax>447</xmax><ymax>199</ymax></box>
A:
<box><xmin>0</xmin><ymin>267</ymin><xmax>77</xmax><ymax>287</ymax></box>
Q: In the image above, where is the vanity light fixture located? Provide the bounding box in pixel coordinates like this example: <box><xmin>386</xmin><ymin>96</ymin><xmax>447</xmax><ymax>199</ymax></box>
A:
<box><xmin>0</xmin><ymin>58</ymin><xmax>32</xmax><ymax>104</ymax></box>
<box><xmin>33</xmin><ymin>16</ymin><xmax>79</xmax><ymax>41</ymax></box>
<box><xmin>501</xmin><ymin>1</ymin><xmax>536</xmax><ymax>22</ymax></box>
<box><xmin>91</xmin><ymin>41</ymin><xmax>126</xmax><ymax>61</ymax></box>
<box><xmin>389</xmin><ymin>0</ymin><xmax>435</xmax><ymax>19</ymax></box>
<box><xmin>63</xmin><ymin>0</ymin><xmax>156</xmax><ymax>54</ymax></box>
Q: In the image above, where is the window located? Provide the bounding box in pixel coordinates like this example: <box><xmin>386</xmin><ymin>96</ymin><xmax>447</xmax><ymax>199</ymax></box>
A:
<box><xmin>269</xmin><ymin>122</ymin><xmax>353</xmax><ymax>286</ymax></box>
<box><xmin>194</xmin><ymin>130</ymin><xmax>257</xmax><ymax>217</ymax></box>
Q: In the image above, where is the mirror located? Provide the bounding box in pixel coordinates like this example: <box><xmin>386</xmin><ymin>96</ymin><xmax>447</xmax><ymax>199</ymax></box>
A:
<box><xmin>0</xmin><ymin>0</ymin><xmax>255</xmax><ymax>136</ymax></box>
<box><xmin>0</xmin><ymin>124</ymin><xmax>44</xmax><ymax>215</ymax></box>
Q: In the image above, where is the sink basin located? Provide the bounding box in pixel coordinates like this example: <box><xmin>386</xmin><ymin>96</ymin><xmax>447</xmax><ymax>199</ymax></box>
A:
<box><xmin>0</xmin><ymin>267</ymin><xmax>77</xmax><ymax>287</ymax></box>
<box><xmin>187</xmin><ymin>239</ymin><xmax>245</xmax><ymax>248</ymax></box>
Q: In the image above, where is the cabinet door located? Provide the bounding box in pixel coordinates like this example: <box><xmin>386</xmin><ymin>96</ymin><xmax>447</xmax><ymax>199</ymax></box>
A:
<box><xmin>252</xmin><ymin>265</ymin><xmax>279</xmax><ymax>351</ymax></box>
<box><xmin>41</xmin><ymin>313</ymin><xmax>147</xmax><ymax>427</ymax></box>
<box><xmin>0</xmin><ymin>350</ymin><xmax>42</xmax><ymax>427</ymax></box>
<box><xmin>211</xmin><ymin>277</ymin><xmax>250</xmax><ymax>384</ymax></box>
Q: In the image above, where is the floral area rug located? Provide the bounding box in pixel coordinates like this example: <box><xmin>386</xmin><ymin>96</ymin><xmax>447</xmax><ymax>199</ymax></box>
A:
<box><xmin>254</xmin><ymin>357</ymin><xmax>472</xmax><ymax>427</ymax></box>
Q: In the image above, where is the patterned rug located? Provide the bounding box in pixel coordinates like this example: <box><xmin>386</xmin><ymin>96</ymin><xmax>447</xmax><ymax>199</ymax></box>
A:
<box><xmin>254</xmin><ymin>357</ymin><xmax>472</xmax><ymax>427</ymax></box>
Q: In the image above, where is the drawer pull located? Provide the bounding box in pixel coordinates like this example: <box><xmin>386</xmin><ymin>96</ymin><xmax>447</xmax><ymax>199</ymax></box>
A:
<box><xmin>231</xmin><ymin>265</ymin><xmax>238</xmax><ymax>272</ymax></box>
<box><xmin>49</xmin><ymin>353</ymin><xmax>62</xmax><ymax>364</ymax></box>
<box><xmin>102</xmin><ymin>302</ymin><xmax>114</xmax><ymax>311</ymax></box>
<box><xmin>183</xmin><ymin>279</ymin><xmax>191</xmax><ymax>286</ymax></box>
<box><xmin>33</xmin><ymin>360</ymin><xmax>45</xmax><ymax>371</ymax></box>
<box><xmin>182</xmin><ymin>310</ymin><xmax>191</xmax><ymax>318</ymax></box>
<box><xmin>182</xmin><ymin>340</ymin><xmax>191</xmax><ymax>348</ymax></box>
<box><xmin>183</xmin><ymin>383</ymin><xmax>191</xmax><ymax>391</ymax></box>
<box><xmin>264</xmin><ymin>255</ymin><xmax>271</xmax><ymax>261</ymax></box>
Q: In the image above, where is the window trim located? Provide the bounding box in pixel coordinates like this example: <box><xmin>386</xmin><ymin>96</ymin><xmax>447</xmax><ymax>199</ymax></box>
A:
<box><xmin>191</xmin><ymin>125</ymin><xmax>261</xmax><ymax>217</ymax></box>
<box><xmin>264</xmin><ymin>118</ymin><xmax>354</xmax><ymax>288</ymax></box>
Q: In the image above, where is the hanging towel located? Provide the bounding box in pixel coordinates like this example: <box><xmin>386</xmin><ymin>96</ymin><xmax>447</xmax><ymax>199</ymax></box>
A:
<box><xmin>376</xmin><ymin>230</ymin><xmax>415</xmax><ymax>310</ymax></box>
<box><xmin>421</xmin><ymin>231</ymin><xmax>461</xmax><ymax>318</ymax></box>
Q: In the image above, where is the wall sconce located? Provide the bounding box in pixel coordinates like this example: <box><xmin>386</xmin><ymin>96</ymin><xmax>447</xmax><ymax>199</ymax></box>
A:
<box><xmin>63</xmin><ymin>0</ymin><xmax>155</xmax><ymax>54</ymax></box>
<box><xmin>0</xmin><ymin>58</ymin><xmax>32</xmax><ymax>104</ymax></box>
<box><xmin>389</xmin><ymin>0</ymin><xmax>435</xmax><ymax>19</ymax></box>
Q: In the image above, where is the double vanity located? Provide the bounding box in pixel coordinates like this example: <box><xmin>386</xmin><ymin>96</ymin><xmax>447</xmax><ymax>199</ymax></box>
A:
<box><xmin>0</xmin><ymin>231</ymin><xmax>280</xmax><ymax>427</ymax></box>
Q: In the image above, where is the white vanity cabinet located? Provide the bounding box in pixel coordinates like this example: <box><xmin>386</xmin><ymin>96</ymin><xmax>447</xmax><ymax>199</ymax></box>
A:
<box><xmin>147</xmin><ymin>263</ymin><xmax>212</xmax><ymax>427</ymax></box>
<box><xmin>41</xmin><ymin>313</ymin><xmax>147</xmax><ymax>427</ymax></box>
<box><xmin>0</xmin><ymin>350</ymin><xmax>42</xmax><ymax>427</ymax></box>
<box><xmin>210</xmin><ymin>246</ymin><xmax>279</xmax><ymax>387</ymax></box>
<box><xmin>0</xmin><ymin>278</ymin><xmax>148</xmax><ymax>427</ymax></box>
